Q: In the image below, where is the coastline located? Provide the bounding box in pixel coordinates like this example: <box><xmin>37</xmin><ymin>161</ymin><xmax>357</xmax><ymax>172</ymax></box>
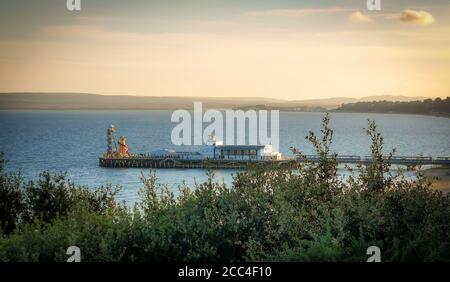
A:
<box><xmin>1</xmin><ymin>108</ymin><xmax>449</xmax><ymax>119</ymax></box>
<box><xmin>423</xmin><ymin>166</ymin><xmax>450</xmax><ymax>194</ymax></box>
<box><xmin>332</xmin><ymin>110</ymin><xmax>450</xmax><ymax>119</ymax></box>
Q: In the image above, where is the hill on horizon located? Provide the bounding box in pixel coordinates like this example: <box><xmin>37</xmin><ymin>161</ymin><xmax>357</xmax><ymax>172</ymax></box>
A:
<box><xmin>285</xmin><ymin>95</ymin><xmax>429</xmax><ymax>109</ymax></box>
<box><xmin>0</xmin><ymin>92</ymin><xmax>429</xmax><ymax>110</ymax></box>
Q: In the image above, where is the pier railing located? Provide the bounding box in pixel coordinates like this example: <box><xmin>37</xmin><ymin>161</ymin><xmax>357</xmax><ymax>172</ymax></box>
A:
<box><xmin>296</xmin><ymin>155</ymin><xmax>449</xmax><ymax>165</ymax></box>
<box><xmin>99</xmin><ymin>155</ymin><xmax>450</xmax><ymax>169</ymax></box>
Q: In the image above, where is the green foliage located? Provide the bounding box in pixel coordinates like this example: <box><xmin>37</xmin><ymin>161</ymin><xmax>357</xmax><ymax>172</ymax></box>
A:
<box><xmin>336</xmin><ymin>97</ymin><xmax>450</xmax><ymax>115</ymax></box>
<box><xmin>0</xmin><ymin>155</ymin><xmax>24</xmax><ymax>234</ymax></box>
<box><xmin>0</xmin><ymin>116</ymin><xmax>449</xmax><ymax>262</ymax></box>
<box><xmin>358</xmin><ymin>120</ymin><xmax>396</xmax><ymax>192</ymax></box>
<box><xmin>23</xmin><ymin>172</ymin><xmax>119</xmax><ymax>223</ymax></box>
<box><xmin>0</xmin><ymin>168</ymin><xmax>120</xmax><ymax>236</ymax></box>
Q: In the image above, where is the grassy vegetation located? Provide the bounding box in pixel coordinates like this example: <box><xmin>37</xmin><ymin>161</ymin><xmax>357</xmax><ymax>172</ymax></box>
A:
<box><xmin>1</xmin><ymin>115</ymin><xmax>449</xmax><ymax>262</ymax></box>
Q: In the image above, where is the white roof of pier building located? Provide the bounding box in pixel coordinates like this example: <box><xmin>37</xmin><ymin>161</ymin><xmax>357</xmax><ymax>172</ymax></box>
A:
<box><xmin>151</xmin><ymin>149</ymin><xmax>177</xmax><ymax>156</ymax></box>
<box><xmin>215</xmin><ymin>145</ymin><xmax>266</xmax><ymax>150</ymax></box>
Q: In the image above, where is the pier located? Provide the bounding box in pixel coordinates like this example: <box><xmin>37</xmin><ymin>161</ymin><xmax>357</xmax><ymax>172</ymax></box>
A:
<box><xmin>99</xmin><ymin>155</ymin><xmax>450</xmax><ymax>169</ymax></box>
<box><xmin>301</xmin><ymin>155</ymin><xmax>450</xmax><ymax>166</ymax></box>
<box><xmin>99</xmin><ymin>157</ymin><xmax>288</xmax><ymax>169</ymax></box>
<box><xmin>99</xmin><ymin>125</ymin><xmax>449</xmax><ymax>169</ymax></box>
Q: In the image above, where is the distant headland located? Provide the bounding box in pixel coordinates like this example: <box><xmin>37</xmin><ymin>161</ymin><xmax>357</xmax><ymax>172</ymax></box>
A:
<box><xmin>334</xmin><ymin>97</ymin><xmax>450</xmax><ymax>117</ymax></box>
<box><xmin>0</xmin><ymin>92</ymin><xmax>431</xmax><ymax>111</ymax></box>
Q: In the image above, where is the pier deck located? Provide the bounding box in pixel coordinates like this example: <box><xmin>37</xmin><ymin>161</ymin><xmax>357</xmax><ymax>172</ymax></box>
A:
<box><xmin>99</xmin><ymin>156</ymin><xmax>450</xmax><ymax>169</ymax></box>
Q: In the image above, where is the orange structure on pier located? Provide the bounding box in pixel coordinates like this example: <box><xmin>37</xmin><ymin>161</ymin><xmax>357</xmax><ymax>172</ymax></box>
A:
<box><xmin>103</xmin><ymin>125</ymin><xmax>131</xmax><ymax>158</ymax></box>
<box><xmin>118</xmin><ymin>136</ymin><xmax>129</xmax><ymax>157</ymax></box>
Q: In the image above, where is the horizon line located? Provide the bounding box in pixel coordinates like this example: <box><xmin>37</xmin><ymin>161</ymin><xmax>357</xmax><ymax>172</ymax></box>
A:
<box><xmin>0</xmin><ymin>92</ymin><xmax>438</xmax><ymax>102</ymax></box>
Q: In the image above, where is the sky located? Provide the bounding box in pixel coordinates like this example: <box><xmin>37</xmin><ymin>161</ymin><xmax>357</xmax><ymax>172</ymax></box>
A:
<box><xmin>0</xmin><ymin>0</ymin><xmax>449</xmax><ymax>100</ymax></box>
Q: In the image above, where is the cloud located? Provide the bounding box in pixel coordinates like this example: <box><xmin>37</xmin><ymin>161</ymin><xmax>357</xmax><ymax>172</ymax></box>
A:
<box><xmin>246</xmin><ymin>7</ymin><xmax>348</xmax><ymax>18</ymax></box>
<box><xmin>400</xmin><ymin>10</ymin><xmax>435</xmax><ymax>25</ymax></box>
<box><xmin>348</xmin><ymin>11</ymin><xmax>372</xmax><ymax>23</ymax></box>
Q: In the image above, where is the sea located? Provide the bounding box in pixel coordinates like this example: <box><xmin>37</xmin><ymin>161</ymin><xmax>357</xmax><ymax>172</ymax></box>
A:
<box><xmin>0</xmin><ymin>111</ymin><xmax>449</xmax><ymax>205</ymax></box>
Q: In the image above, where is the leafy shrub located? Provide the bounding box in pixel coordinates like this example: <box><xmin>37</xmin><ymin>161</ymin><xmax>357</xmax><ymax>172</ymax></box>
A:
<box><xmin>0</xmin><ymin>164</ymin><xmax>120</xmax><ymax>235</ymax></box>
<box><xmin>0</xmin><ymin>154</ymin><xmax>24</xmax><ymax>234</ymax></box>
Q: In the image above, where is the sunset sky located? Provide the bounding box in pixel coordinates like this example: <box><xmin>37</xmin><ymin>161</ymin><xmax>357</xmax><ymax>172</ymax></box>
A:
<box><xmin>0</xmin><ymin>0</ymin><xmax>449</xmax><ymax>100</ymax></box>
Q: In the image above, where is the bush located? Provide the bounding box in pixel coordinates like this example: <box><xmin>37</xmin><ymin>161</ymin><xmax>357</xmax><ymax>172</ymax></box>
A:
<box><xmin>0</xmin><ymin>164</ymin><xmax>120</xmax><ymax>235</ymax></box>
<box><xmin>0</xmin><ymin>154</ymin><xmax>24</xmax><ymax>234</ymax></box>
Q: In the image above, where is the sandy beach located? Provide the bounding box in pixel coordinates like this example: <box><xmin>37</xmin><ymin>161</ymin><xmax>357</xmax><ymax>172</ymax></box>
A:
<box><xmin>423</xmin><ymin>167</ymin><xmax>450</xmax><ymax>194</ymax></box>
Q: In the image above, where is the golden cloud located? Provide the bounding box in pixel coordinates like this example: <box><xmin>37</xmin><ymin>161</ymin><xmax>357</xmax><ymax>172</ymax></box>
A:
<box><xmin>349</xmin><ymin>11</ymin><xmax>372</xmax><ymax>23</ymax></box>
<box><xmin>400</xmin><ymin>9</ymin><xmax>435</xmax><ymax>25</ymax></box>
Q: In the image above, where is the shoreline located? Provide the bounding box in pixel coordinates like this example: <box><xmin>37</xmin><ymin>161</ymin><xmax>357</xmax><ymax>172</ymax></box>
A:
<box><xmin>422</xmin><ymin>166</ymin><xmax>450</xmax><ymax>194</ymax></box>
<box><xmin>332</xmin><ymin>110</ymin><xmax>450</xmax><ymax>119</ymax></box>
<box><xmin>1</xmin><ymin>109</ymin><xmax>449</xmax><ymax>118</ymax></box>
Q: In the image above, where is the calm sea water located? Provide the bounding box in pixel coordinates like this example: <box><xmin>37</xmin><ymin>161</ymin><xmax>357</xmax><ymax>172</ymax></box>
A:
<box><xmin>0</xmin><ymin>111</ymin><xmax>449</xmax><ymax>204</ymax></box>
